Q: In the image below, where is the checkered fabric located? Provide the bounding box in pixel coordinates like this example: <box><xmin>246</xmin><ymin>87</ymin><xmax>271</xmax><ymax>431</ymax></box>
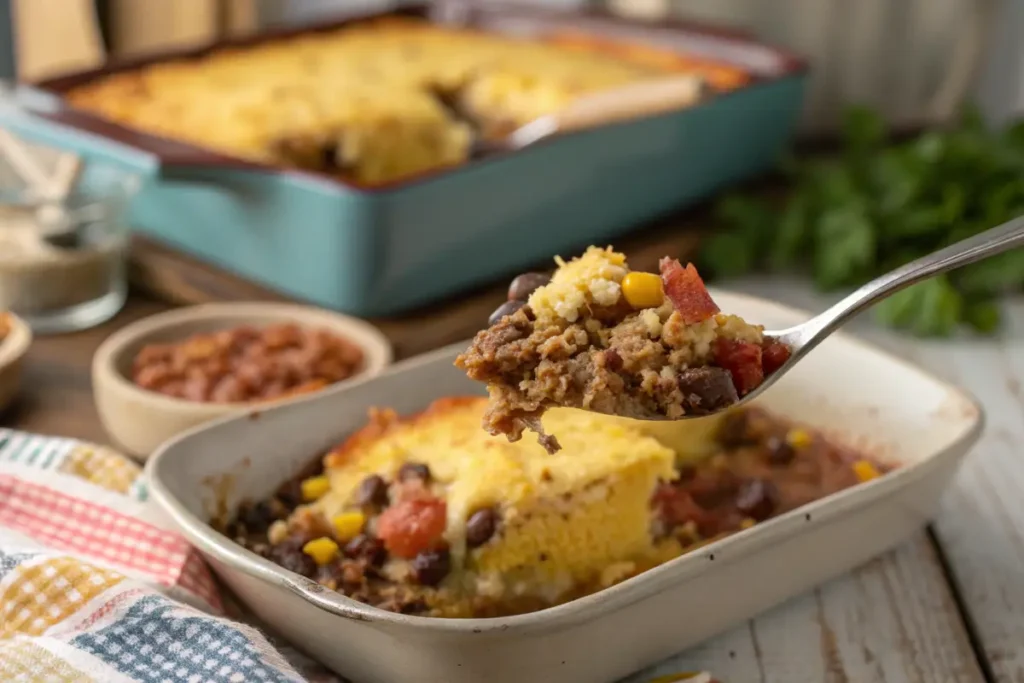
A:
<box><xmin>0</xmin><ymin>429</ymin><xmax>343</xmax><ymax>683</ymax></box>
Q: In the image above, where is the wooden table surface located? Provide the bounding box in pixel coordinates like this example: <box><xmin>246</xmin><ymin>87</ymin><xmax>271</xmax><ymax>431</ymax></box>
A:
<box><xmin>4</xmin><ymin>276</ymin><xmax>1023</xmax><ymax>683</ymax></box>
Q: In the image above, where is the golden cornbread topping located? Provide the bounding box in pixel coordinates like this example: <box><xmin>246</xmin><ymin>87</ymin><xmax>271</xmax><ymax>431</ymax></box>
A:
<box><xmin>0</xmin><ymin>312</ymin><xmax>9</xmax><ymax>343</ymax></box>
<box><xmin>223</xmin><ymin>398</ymin><xmax>891</xmax><ymax>618</ymax></box>
<box><xmin>64</xmin><ymin>17</ymin><xmax>751</xmax><ymax>186</ymax></box>
<box><xmin>456</xmin><ymin>246</ymin><xmax>792</xmax><ymax>452</ymax></box>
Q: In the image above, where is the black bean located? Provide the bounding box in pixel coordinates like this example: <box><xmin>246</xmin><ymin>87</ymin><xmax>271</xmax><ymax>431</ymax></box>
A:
<box><xmin>397</xmin><ymin>598</ymin><xmax>429</xmax><ymax>615</ymax></box>
<box><xmin>344</xmin><ymin>534</ymin><xmax>387</xmax><ymax>567</ymax></box>
<box><xmin>465</xmin><ymin>508</ymin><xmax>499</xmax><ymax>548</ymax></box>
<box><xmin>276</xmin><ymin>479</ymin><xmax>305</xmax><ymax>509</ymax></box>
<box><xmin>239</xmin><ymin>500</ymin><xmax>278</xmax><ymax>534</ymax></box>
<box><xmin>269</xmin><ymin>538</ymin><xmax>316</xmax><ymax>578</ymax></box>
<box><xmin>678</xmin><ymin>367</ymin><xmax>739</xmax><ymax>414</ymax></box>
<box><xmin>735</xmin><ymin>479</ymin><xmax>779</xmax><ymax>522</ymax></box>
<box><xmin>488</xmin><ymin>299</ymin><xmax>526</xmax><ymax>327</ymax></box>
<box><xmin>411</xmin><ymin>547</ymin><xmax>451</xmax><ymax>586</ymax></box>
<box><xmin>675</xmin><ymin>464</ymin><xmax>697</xmax><ymax>481</ymax></box>
<box><xmin>717</xmin><ymin>410</ymin><xmax>754</xmax><ymax>448</ymax></box>
<box><xmin>764</xmin><ymin>435</ymin><xmax>795</xmax><ymax>466</ymax></box>
<box><xmin>507</xmin><ymin>272</ymin><xmax>550</xmax><ymax>302</ymax></box>
<box><xmin>398</xmin><ymin>462</ymin><xmax>431</xmax><ymax>483</ymax></box>
<box><xmin>354</xmin><ymin>474</ymin><xmax>390</xmax><ymax>508</ymax></box>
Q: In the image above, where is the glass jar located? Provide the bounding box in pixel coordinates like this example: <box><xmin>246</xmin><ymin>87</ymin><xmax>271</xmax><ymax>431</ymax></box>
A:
<box><xmin>0</xmin><ymin>161</ymin><xmax>140</xmax><ymax>334</ymax></box>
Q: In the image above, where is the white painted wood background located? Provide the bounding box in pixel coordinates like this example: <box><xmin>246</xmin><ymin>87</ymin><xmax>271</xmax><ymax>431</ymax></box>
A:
<box><xmin>622</xmin><ymin>281</ymin><xmax>1024</xmax><ymax>682</ymax></box>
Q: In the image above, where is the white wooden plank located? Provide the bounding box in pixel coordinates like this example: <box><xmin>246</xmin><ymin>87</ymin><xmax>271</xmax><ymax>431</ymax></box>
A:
<box><xmin>892</xmin><ymin>304</ymin><xmax>1024</xmax><ymax>682</ymax></box>
<box><xmin>627</xmin><ymin>534</ymin><xmax>984</xmax><ymax>683</ymax></box>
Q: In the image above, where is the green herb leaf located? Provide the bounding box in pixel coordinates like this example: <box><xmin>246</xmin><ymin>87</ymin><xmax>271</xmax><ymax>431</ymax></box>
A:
<box><xmin>713</xmin><ymin>194</ymin><xmax>774</xmax><ymax>237</ymax></box>
<box><xmin>703</xmin><ymin>101</ymin><xmax>1024</xmax><ymax>338</ymax></box>
<box><xmin>767</xmin><ymin>192</ymin><xmax>811</xmax><ymax>271</ymax></box>
<box><xmin>701</xmin><ymin>194</ymin><xmax>778</xmax><ymax>278</ymax></box>
<box><xmin>956</xmin><ymin>247</ymin><xmax>1024</xmax><ymax>295</ymax></box>
<box><xmin>843</xmin><ymin>105</ymin><xmax>886</xmax><ymax>153</ymax></box>
<box><xmin>965</xmin><ymin>299</ymin><xmax>1002</xmax><ymax>334</ymax></box>
<box><xmin>813</xmin><ymin>206</ymin><xmax>875</xmax><ymax>290</ymax></box>
<box><xmin>873</xmin><ymin>277</ymin><xmax>963</xmax><ymax>337</ymax></box>
<box><xmin>698</xmin><ymin>230</ymin><xmax>758</xmax><ymax>279</ymax></box>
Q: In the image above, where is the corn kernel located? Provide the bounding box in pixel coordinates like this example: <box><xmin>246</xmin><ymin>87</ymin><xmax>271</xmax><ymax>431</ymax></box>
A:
<box><xmin>302</xmin><ymin>537</ymin><xmax>339</xmax><ymax>566</ymax></box>
<box><xmin>621</xmin><ymin>272</ymin><xmax>664</xmax><ymax>309</ymax></box>
<box><xmin>740</xmin><ymin>518</ymin><xmax>756</xmax><ymax>530</ymax></box>
<box><xmin>332</xmin><ymin>511</ymin><xmax>366</xmax><ymax>541</ymax></box>
<box><xmin>714</xmin><ymin>313</ymin><xmax>728</xmax><ymax>325</ymax></box>
<box><xmin>853</xmin><ymin>460</ymin><xmax>881</xmax><ymax>482</ymax></box>
<box><xmin>785</xmin><ymin>429</ymin><xmax>813</xmax><ymax>450</ymax></box>
<box><xmin>301</xmin><ymin>475</ymin><xmax>331</xmax><ymax>502</ymax></box>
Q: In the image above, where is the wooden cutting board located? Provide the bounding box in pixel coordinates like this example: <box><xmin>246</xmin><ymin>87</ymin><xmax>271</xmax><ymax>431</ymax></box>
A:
<box><xmin>127</xmin><ymin>202</ymin><xmax>715</xmax><ymax>360</ymax></box>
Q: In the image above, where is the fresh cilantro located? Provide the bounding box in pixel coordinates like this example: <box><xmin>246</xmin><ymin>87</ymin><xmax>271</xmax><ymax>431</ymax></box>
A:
<box><xmin>965</xmin><ymin>298</ymin><xmax>1002</xmax><ymax>334</ymax></box>
<box><xmin>874</xmin><ymin>277</ymin><xmax>963</xmax><ymax>338</ymax></box>
<box><xmin>813</xmin><ymin>206</ymin><xmax>875</xmax><ymax>290</ymax></box>
<box><xmin>700</xmin><ymin>104</ymin><xmax>1024</xmax><ymax>338</ymax></box>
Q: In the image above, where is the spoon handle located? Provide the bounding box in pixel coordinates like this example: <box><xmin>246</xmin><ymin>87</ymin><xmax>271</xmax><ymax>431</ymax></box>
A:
<box><xmin>786</xmin><ymin>214</ymin><xmax>1024</xmax><ymax>348</ymax></box>
<box><xmin>550</xmin><ymin>75</ymin><xmax>704</xmax><ymax>135</ymax></box>
<box><xmin>508</xmin><ymin>75</ymin><xmax>704</xmax><ymax>149</ymax></box>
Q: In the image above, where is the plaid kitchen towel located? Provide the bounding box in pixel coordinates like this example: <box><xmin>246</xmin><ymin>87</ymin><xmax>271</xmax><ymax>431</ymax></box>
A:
<box><xmin>0</xmin><ymin>428</ymin><xmax>342</xmax><ymax>683</ymax></box>
<box><xmin>0</xmin><ymin>428</ymin><xmax>716</xmax><ymax>683</ymax></box>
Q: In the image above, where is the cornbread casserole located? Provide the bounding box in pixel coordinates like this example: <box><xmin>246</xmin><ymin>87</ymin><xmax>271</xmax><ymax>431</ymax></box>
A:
<box><xmin>224</xmin><ymin>398</ymin><xmax>888</xmax><ymax>618</ymax></box>
<box><xmin>456</xmin><ymin>247</ymin><xmax>791</xmax><ymax>452</ymax></box>
<box><xmin>64</xmin><ymin>17</ymin><xmax>750</xmax><ymax>186</ymax></box>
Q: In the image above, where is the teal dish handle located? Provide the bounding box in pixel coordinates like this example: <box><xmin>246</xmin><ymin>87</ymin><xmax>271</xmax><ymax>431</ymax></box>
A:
<box><xmin>0</xmin><ymin>87</ymin><xmax>159</xmax><ymax>177</ymax></box>
<box><xmin>0</xmin><ymin>86</ymin><xmax>266</xmax><ymax>184</ymax></box>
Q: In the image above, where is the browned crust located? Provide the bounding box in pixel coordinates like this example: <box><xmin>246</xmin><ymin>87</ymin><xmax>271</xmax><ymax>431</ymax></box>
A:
<box><xmin>323</xmin><ymin>396</ymin><xmax>485</xmax><ymax>469</ymax></box>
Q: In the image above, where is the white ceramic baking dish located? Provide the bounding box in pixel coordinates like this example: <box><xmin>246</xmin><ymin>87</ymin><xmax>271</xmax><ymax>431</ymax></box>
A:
<box><xmin>145</xmin><ymin>290</ymin><xmax>984</xmax><ymax>683</ymax></box>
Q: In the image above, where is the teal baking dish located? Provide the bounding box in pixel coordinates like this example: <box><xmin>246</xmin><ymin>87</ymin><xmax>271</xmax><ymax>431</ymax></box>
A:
<box><xmin>2</xmin><ymin>3</ymin><xmax>807</xmax><ymax>317</ymax></box>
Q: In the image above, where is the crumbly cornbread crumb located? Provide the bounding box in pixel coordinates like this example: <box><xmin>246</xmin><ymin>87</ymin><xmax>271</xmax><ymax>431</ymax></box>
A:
<box><xmin>528</xmin><ymin>246</ymin><xmax>628</xmax><ymax>323</ymax></box>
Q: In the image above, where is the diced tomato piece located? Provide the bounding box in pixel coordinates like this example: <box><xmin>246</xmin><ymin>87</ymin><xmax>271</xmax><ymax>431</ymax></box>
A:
<box><xmin>651</xmin><ymin>483</ymin><xmax>720</xmax><ymax>537</ymax></box>
<box><xmin>376</xmin><ymin>497</ymin><xmax>447</xmax><ymax>559</ymax></box>
<box><xmin>653</xmin><ymin>483</ymin><xmax>701</xmax><ymax>524</ymax></box>
<box><xmin>761</xmin><ymin>340</ymin><xmax>791</xmax><ymax>375</ymax></box>
<box><xmin>713</xmin><ymin>338</ymin><xmax>764</xmax><ymax>395</ymax></box>
<box><xmin>659</xmin><ymin>258</ymin><xmax>720</xmax><ymax>324</ymax></box>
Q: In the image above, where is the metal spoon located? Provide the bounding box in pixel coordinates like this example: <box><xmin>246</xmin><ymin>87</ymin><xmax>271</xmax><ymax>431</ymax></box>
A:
<box><xmin>654</xmin><ymin>214</ymin><xmax>1024</xmax><ymax>419</ymax></box>
<box><xmin>35</xmin><ymin>152</ymin><xmax>86</xmax><ymax>249</ymax></box>
<box><xmin>497</xmin><ymin>74</ymin><xmax>706</xmax><ymax>153</ymax></box>
<box><xmin>435</xmin><ymin>74</ymin><xmax>707</xmax><ymax>159</ymax></box>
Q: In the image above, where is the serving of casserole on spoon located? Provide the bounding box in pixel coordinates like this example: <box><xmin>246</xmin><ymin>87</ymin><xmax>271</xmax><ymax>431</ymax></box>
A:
<box><xmin>455</xmin><ymin>246</ymin><xmax>791</xmax><ymax>452</ymax></box>
<box><xmin>456</xmin><ymin>216</ymin><xmax>1024</xmax><ymax>453</ymax></box>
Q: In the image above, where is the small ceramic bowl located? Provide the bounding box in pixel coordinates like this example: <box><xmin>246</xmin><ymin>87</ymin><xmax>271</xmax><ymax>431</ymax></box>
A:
<box><xmin>0</xmin><ymin>312</ymin><xmax>32</xmax><ymax>413</ymax></box>
<box><xmin>92</xmin><ymin>302</ymin><xmax>392</xmax><ymax>459</ymax></box>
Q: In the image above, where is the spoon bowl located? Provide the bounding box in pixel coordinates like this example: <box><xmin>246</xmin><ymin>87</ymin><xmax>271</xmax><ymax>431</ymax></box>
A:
<box><xmin>625</xmin><ymin>214</ymin><xmax>1024</xmax><ymax>420</ymax></box>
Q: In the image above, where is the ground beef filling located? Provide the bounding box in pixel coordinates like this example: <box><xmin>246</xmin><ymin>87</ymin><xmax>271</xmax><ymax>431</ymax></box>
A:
<box><xmin>456</xmin><ymin>256</ymin><xmax>791</xmax><ymax>453</ymax></box>
<box><xmin>457</xmin><ymin>304</ymin><xmax>786</xmax><ymax>453</ymax></box>
<box><xmin>221</xmin><ymin>407</ymin><xmax>888</xmax><ymax>618</ymax></box>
